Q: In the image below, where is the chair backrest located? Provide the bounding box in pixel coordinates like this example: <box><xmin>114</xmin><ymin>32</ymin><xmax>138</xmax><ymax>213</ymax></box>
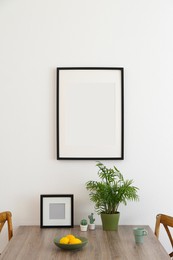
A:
<box><xmin>0</xmin><ymin>211</ymin><xmax>13</xmax><ymax>241</ymax></box>
<box><xmin>155</xmin><ymin>213</ymin><xmax>173</xmax><ymax>258</ymax></box>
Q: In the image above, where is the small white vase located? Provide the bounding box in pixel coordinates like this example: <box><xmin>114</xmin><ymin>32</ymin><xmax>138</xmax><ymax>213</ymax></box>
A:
<box><xmin>89</xmin><ymin>223</ymin><xmax>95</xmax><ymax>230</ymax></box>
<box><xmin>80</xmin><ymin>225</ymin><xmax>88</xmax><ymax>231</ymax></box>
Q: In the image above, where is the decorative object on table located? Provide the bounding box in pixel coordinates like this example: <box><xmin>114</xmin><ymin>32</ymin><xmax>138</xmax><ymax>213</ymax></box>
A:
<box><xmin>86</xmin><ymin>162</ymin><xmax>139</xmax><ymax>231</ymax></box>
<box><xmin>57</xmin><ymin>67</ymin><xmax>124</xmax><ymax>160</ymax></box>
<box><xmin>133</xmin><ymin>227</ymin><xmax>148</xmax><ymax>244</ymax></box>
<box><xmin>80</xmin><ymin>219</ymin><xmax>88</xmax><ymax>231</ymax></box>
<box><xmin>40</xmin><ymin>194</ymin><xmax>74</xmax><ymax>228</ymax></box>
<box><xmin>88</xmin><ymin>213</ymin><xmax>95</xmax><ymax>230</ymax></box>
<box><xmin>54</xmin><ymin>235</ymin><xmax>88</xmax><ymax>250</ymax></box>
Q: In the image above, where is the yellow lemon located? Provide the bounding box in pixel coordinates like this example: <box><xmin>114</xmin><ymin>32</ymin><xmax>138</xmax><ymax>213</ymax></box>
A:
<box><xmin>69</xmin><ymin>238</ymin><xmax>82</xmax><ymax>244</ymax></box>
<box><xmin>66</xmin><ymin>234</ymin><xmax>76</xmax><ymax>240</ymax></box>
<box><xmin>59</xmin><ymin>237</ymin><xmax>69</xmax><ymax>244</ymax></box>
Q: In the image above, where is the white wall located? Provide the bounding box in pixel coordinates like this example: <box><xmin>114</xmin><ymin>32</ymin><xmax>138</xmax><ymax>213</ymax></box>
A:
<box><xmin>0</xmin><ymin>0</ymin><xmax>173</xmax><ymax>254</ymax></box>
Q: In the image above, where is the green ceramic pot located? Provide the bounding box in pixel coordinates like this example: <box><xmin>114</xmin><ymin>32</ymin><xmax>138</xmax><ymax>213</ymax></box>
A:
<box><xmin>101</xmin><ymin>212</ymin><xmax>120</xmax><ymax>231</ymax></box>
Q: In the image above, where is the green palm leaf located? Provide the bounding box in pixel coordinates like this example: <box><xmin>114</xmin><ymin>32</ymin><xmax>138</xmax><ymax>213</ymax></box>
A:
<box><xmin>86</xmin><ymin>162</ymin><xmax>139</xmax><ymax>214</ymax></box>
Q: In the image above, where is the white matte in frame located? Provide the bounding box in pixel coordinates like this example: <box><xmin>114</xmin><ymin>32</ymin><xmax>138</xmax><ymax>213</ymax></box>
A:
<box><xmin>42</xmin><ymin>197</ymin><xmax>72</xmax><ymax>226</ymax></box>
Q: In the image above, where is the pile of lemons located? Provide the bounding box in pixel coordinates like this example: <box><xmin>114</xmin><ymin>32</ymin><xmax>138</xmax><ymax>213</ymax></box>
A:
<box><xmin>59</xmin><ymin>234</ymin><xmax>82</xmax><ymax>245</ymax></box>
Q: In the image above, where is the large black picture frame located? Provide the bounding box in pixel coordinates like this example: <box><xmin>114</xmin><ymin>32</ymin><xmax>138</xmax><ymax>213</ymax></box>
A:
<box><xmin>57</xmin><ymin>67</ymin><xmax>124</xmax><ymax>160</ymax></box>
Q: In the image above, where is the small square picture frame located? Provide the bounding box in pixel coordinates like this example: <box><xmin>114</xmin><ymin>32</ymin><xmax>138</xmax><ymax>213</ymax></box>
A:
<box><xmin>40</xmin><ymin>194</ymin><xmax>74</xmax><ymax>228</ymax></box>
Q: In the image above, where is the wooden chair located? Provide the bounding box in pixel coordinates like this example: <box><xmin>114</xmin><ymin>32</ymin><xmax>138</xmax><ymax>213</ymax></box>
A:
<box><xmin>0</xmin><ymin>211</ymin><xmax>13</xmax><ymax>241</ymax></box>
<box><xmin>155</xmin><ymin>213</ymin><xmax>173</xmax><ymax>258</ymax></box>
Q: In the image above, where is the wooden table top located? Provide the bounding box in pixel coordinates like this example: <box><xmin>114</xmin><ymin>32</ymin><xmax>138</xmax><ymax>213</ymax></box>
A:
<box><xmin>0</xmin><ymin>225</ymin><xmax>170</xmax><ymax>260</ymax></box>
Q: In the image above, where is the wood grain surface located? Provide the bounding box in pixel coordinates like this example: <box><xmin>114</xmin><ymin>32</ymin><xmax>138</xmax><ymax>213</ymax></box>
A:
<box><xmin>0</xmin><ymin>225</ymin><xmax>170</xmax><ymax>260</ymax></box>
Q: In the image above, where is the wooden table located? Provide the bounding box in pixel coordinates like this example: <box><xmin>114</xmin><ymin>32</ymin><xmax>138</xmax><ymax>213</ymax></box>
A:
<box><xmin>0</xmin><ymin>225</ymin><xmax>170</xmax><ymax>260</ymax></box>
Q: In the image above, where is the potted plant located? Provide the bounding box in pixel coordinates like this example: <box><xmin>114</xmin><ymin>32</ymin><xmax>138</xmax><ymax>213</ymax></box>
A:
<box><xmin>88</xmin><ymin>213</ymin><xmax>95</xmax><ymax>230</ymax></box>
<box><xmin>86</xmin><ymin>162</ymin><xmax>139</xmax><ymax>231</ymax></box>
<box><xmin>80</xmin><ymin>219</ymin><xmax>88</xmax><ymax>231</ymax></box>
